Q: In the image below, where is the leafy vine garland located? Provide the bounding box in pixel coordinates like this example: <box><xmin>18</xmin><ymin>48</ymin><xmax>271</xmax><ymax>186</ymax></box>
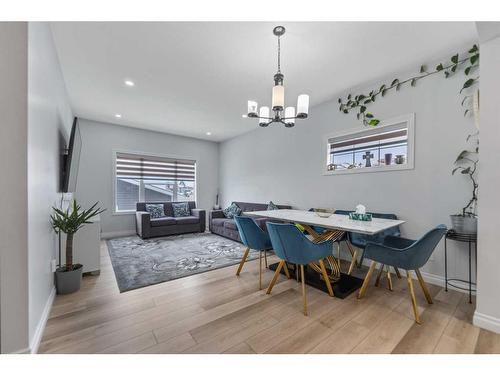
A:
<box><xmin>337</xmin><ymin>44</ymin><xmax>480</xmax><ymax>126</ymax></box>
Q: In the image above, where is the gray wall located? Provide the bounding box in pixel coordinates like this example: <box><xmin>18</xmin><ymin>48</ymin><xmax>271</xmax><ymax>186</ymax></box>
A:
<box><xmin>0</xmin><ymin>22</ymin><xmax>29</xmax><ymax>354</ymax></box>
<box><xmin>75</xmin><ymin>120</ymin><xmax>219</xmax><ymax>236</ymax></box>
<box><xmin>219</xmin><ymin>51</ymin><xmax>477</xmax><ymax>282</ymax></box>
<box><xmin>27</xmin><ymin>22</ymin><xmax>73</xmax><ymax>349</ymax></box>
<box><xmin>474</xmin><ymin>26</ymin><xmax>500</xmax><ymax>332</ymax></box>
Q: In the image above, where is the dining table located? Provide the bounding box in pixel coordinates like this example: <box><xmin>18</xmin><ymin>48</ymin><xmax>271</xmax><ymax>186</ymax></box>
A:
<box><xmin>245</xmin><ymin>209</ymin><xmax>405</xmax><ymax>298</ymax></box>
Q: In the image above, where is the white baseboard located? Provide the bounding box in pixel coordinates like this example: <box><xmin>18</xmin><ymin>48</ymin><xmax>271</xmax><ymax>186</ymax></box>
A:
<box><xmin>101</xmin><ymin>230</ymin><xmax>136</xmax><ymax>239</ymax></box>
<box><xmin>473</xmin><ymin>311</ymin><xmax>500</xmax><ymax>334</ymax></box>
<box><xmin>29</xmin><ymin>286</ymin><xmax>56</xmax><ymax>354</ymax></box>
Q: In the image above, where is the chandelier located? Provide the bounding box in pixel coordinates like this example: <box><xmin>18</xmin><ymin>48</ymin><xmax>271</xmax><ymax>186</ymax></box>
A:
<box><xmin>246</xmin><ymin>26</ymin><xmax>309</xmax><ymax>128</ymax></box>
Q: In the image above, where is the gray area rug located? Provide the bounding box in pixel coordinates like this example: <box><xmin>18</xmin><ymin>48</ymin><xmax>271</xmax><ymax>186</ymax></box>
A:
<box><xmin>106</xmin><ymin>232</ymin><xmax>258</xmax><ymax>292</ymax></box>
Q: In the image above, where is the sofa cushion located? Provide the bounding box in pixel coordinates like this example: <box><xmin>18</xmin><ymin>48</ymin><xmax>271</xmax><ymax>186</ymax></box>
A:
<box><xmin>145</xmin><ymin>203</ymin><xmax>165</xmax><ymax>219</ymax></box>
<box><xmin>172</xmin><ymin>202</ymin><xmax>191</xmax><ymax>217</ymax></box>
<box><xmin>212</xmin><ymin>218</ymin><xmax>229</xmax><ymax>227</ymax></box>
<box><xmin>223</xmin><ymin>220</ymin><xmax>237</xmax><ymax>230</ymax></box>
<box><xmin>223</xmin><ymin>202</ymin><xmax>242</xmax><ymax>219</ymax></box>
<box><xmin>150</xmin><ymin>217</ymin><xmax>176</xmax><ymax>227</ymax></box>
<box><xmin>174</xmin><ymin>216</ymin><xmax>199</xmax><ymax>225</ymax></box>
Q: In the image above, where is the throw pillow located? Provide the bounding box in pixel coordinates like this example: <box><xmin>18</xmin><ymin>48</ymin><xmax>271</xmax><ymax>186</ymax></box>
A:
<box><xmin>145</xmin><ymin>203</ymin><xmax>165</xmax><ymax>219</ymax></box>
<box><xmin>267</xmin><ymin>201</ymin><xmax>279</xmax><ymax>210</ymax></box>
<box><xmin>172</xmin><ymin>202</ymin><xmax>191</xmax><ymax>217</ymax></box>
<box><xmin>223</xmin><ymin>202</ymin><xmax>242</xmax><ymax>219</ymax></box>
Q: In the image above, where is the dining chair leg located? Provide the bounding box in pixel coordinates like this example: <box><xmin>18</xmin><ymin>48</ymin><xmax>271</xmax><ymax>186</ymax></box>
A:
<box><xmin>347</xmin><ymin>248</ymin><xmax>358</xmax><ymax>276</ymax></box>
<box><xmin>415</xmin><ymin>269</ymin><xmax>433</xmax><ymax>304</ymax></box>
<box><xmin>346</xmin><ymin>242</ymin><xmax>359</xmax><ymax>268</ymax></box>
<box><xmin>318</xmin><ymin>259</ymin><xmax>334</xmax><ymax>297</ymax></box>
<box><xmin>375</xmin><ymin>263</ymin><xmax>385</xmax><ymax>287</ymax></box>
<box><xmin>300</xmin><ymin>265</ymin><xmax>308</xmax><ymax>316</ymax></box>
<box><xmin>386</xmin><ymin>267</ymin><xmax>393</xmax><ymax>291</ymax></box>
<box><xmin>236</xmin><ymin>247</ymin><xmax>250</xmax><ymax>276</ymax></box>
<box><xmin>266</xmin><ymin>260</ymin><xmax>284</xmax><ymax>295</ymax></box>
<box><xmin>282</xmin><ymin>262</ymin><xmax>291</xmax><ymax>279</ymax></box>
<box><xmin>394</xmin><ymin>267</ymin><xmax>402</xmax><ymax>279</ymax></box>
<box><xmin>358</xmin><ymin>261</ymin><xmax>377</xmax><ymax>299</ymax></box>
<box><xmin>259</xmin><ymin>251</ymin><xmax>263</xmax><ymax>290</ymax></box>
<box><xmin>264</xmin><ymin>250</ymin><xmax>268</xmax><ymax>268</ymax></box>
<box><xmin>406</xmin><ymin>270</ymin><xmax>421</xmax><ymax>324</ymax></box>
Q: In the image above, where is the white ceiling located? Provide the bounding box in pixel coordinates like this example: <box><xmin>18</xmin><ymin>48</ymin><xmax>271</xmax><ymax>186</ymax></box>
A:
<box><xmin>50</xmin><ymin>22</ymin><xmax>477</xmax><ymax>142</ymax></box>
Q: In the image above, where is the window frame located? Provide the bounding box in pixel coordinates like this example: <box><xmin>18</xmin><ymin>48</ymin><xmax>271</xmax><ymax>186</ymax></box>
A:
<box><xmin>112</xmin><ymin>149</ymin><xmax>197</xmax><ymax>215</ymax></box>
<box><xmin>323</xmin><ymin>113</ymin><xmax>415</xmax><ymax>176</ymax></box>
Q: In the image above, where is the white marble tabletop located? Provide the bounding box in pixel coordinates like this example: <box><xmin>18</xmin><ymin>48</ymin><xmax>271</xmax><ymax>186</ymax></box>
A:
<box><xmin>244</xmin><ymin>209</ymin><xmax>405</xmax><ymax>235</ymax></box>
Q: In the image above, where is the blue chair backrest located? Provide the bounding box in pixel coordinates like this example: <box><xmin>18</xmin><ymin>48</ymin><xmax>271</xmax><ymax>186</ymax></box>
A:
<box><xmin>234</xmin><ymin>216</ymin><xmax>271</xmax><ymax>251</ymax></box>
<box><xmin>404</xmin><ymin>224</ymin><xmax>447</xmax><ymax>269</ymax></box>
<box><xmin>335</xmin><ymin>210</ymin><xmax>400</xmax><ymax>247</ymax></box>
<box><xmin>266</xmin><ymin>222</ymin><xmax>333</xmax><ymax>265</ymax></box>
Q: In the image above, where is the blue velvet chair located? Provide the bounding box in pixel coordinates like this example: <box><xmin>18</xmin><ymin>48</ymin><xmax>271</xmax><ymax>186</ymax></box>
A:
<box><xmin>234</xmin><ymin>216</ymin><xmax>290</xmax><ymax>290</ymax></box>
<box><xmin>335</xmin><ymin>210</ymin><xmax>402</xmax><ymax>278</ymax></box>
<box><xmin>358</xmin><ymin>224</ymin><xmax>447</xmax><ymax>324</ymax></box>
<box><xmin>266</xmin><ymin>222</ymin><xmax>335</xmax><ymax>316</ymax></box>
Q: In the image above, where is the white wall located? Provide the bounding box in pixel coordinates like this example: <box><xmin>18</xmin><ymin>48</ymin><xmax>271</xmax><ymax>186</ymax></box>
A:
<box><xmin>27</xmin><ymin>22</ymin><xmax>73</xmax><ymax>352</ymax></box>
<box><xmin>473</xmin><ymin>25</ymin><xmax>500</xmax><ymax>333</ymax></box>
<box><xmin>220</xmin><ymin>50</ymin><xmax>478</xmax><ymax>282</ymax></box>
<box><xmin>75</xmin><ymin>120</ymin><xmax>219</xmax><ymax>237</ymax></box>
<box><xmin>0</xmin><ymin>22</ymin><xmax>29</xmax><ymax>354</ymax></box>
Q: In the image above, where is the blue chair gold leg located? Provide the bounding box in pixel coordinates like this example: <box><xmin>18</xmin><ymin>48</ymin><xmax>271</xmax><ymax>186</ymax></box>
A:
<box><xmin>406</xmin><ymin>270</ymin><xmax>421</xmax><ymax>324</ymax></box>
<box><xmin>415</xmin><ymin>269</ymin><xmax>433</xmax><ymax>304</ymax></box>
<box><xmin>266</xmin><ymin>260</ymin><xmax>284</xmax><ymax>294</ymax></box>
<box><xmin>300</xmin><ymin>265</ymin><xmax>307</xmax><ymax>316</ymax></box>
<box><xmin>358</xmin><ymin>261</ymin><xmax>377</xmax><ymax>299</ymax></box>
<box><xmin>259</xmin><ymin>250</ymin><xmax>263</xmax><ymax>290</ymax></box>
<box><xmin>236</xmin><ymin>247</ymin><xmax>250</xmax><ymax>276</ymax></box>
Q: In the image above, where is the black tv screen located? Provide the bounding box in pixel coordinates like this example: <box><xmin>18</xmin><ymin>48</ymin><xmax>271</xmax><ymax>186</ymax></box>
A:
<box><xmin>62</xmin><ymin>117</ymin><xmax>82</xmax><ymax>193</ymax></box>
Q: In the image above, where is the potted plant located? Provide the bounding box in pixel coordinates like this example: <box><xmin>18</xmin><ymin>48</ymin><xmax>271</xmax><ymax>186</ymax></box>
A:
<box><xmin>451</xmin><ymin>134</ymin><xmax>478</xmax><ymax>234</ymax></box>
<box><xmin>51</xmin><ymin>200</ymin><xmax>105</xmax><ymax>294</ymax></box>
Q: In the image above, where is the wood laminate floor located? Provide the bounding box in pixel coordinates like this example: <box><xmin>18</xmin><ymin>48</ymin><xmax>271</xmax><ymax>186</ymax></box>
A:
<box><xmin>39</xmin><ymin>240</ymin><xmax>500</xmax><ymax>354</ymax></box>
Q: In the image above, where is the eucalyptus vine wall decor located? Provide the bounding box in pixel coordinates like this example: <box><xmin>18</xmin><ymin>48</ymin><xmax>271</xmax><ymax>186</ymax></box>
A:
<box><xmin>337</xmin><ymin>44</ymin><xmax>480</xmax><ymax>126</ymax></box>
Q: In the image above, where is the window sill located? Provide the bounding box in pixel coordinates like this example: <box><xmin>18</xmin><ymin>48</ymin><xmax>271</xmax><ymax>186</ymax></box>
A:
<box><xmin>113</xmin><ymin>210</ymin><xmax>136</xmax><ymax>216</ymax></box>
<box><xmin>323</xmin><ymin>163</ymin><xmax>414</xmax><ymax>176</ymax></box>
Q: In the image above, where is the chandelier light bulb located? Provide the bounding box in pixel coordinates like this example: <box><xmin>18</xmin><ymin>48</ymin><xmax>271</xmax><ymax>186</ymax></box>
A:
<box><xmin>247</xmin><ymin>100</ymin><xmax>258</xmax><ymax>117</ymax></box>
<box><xmin>259</xmin><ymin>106</ymin><xmax>270</xmax><ymax>126</ymax></box>
<box><xmin>272</xmin><ymin>85</ymin><xmax>285</xmax><ymax>111</ymax></box>
<box><xmin>297</xmin><ymin>94</ymin><xmax>310</xmax><ymax>118</ymax></box>
<box><xmin>285</xmin><ymin>107</ymin><xmax>296</xmax><ymax>127</ymax></box>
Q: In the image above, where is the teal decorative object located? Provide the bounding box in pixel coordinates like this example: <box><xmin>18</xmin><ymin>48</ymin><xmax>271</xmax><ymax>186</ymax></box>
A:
<box><xmin>349</xmin><ymin>212</ymin><xmax>372</xmax><ymax>221</ymax></box>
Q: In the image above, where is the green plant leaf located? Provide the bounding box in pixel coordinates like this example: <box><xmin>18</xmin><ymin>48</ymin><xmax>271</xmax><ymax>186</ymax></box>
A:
<box><xmin>364</xmin><ymin>99</ymin><xmax>371</xmax><ymax>104</ymax></box>
<box><xmin>461</xmin><ymin>167</ymin><xmax>471</xmax><ymax>174</ymax></box>
<box><xmin>343</xmin><ymin>109</ymin><xmax>349</xmax><ymax>114</ymax></box>
<box><xmin>469</xmin><ymin>44</ymin><xmax>478</xmax><ymax>54</ymax></box>
<box><xmin>396</xmin><ymin>83</ymin><xmax>402</xmax><ymax>91</ymax></box>
<box><xmin>391</xmin><ymin>79</ymin><xmax>399</xmax><ymax>86</ymax></box>
<box><xmin>360</xmin><ymin>106</ymin><xmax>366</xmax><ymax>113</ymax></box>
<box><xmin>381</xmin><ymin>89</ymin><xmax>387</xmax><ymax>97</ymax></box>
<box><xmin>470</xmin><ymin>54</ymin><xmax>479</xmax><ymax>65</ymax></box>
<box><xmin>436</xmin><ymin>63</ymin><xmax>444</xmax><ymax>71</ymax></box>
<box><xmin>411</xmin><ymin>78</ymin><xmax>417</xmax><ymax>87</ymax></box>
<box><xmin>338</xmin><ymin>98</ymin><xmax>342</xmax><ymax>103</ymax></box>
<box><xmin>451</xmin><ymin>65</ymin><xmax>457</xmax><ymax>73</ymax></box>
<box><xmin>369</xmin><ymin>119</ymin><xmax>380</xmax><ymax>126</ymax></box>
<box><xmin>451</xmin><ymin>54</ymin><xmax>459</xmax><ymax>64</ymax></box>
<box><xmin>444</xmin><ymin>71</ymin><xmax>450</xmax><ymax>78</ymax></box>
<box><xmin>339</xmin><ymin>105</ymin><xmax>342</xmax><ymax>111</ymax></box>
<box><xmin>347</xmin><ymin>94</ymin><xmax>352</xmax><ymax>100</ymax></box>
<box><xmin>379</xmin><ymin>84</ymin><xmax>386</xmax><ymax>92</ymax></box>
<box><xmin>356</xmin><ymin>113</ymin><xmax>360</xmax><ymax>120</ymax></box>
<box><xmin>358</xmin><ymin>94</ymin><xmax>366</xmax><ymax>100</ymax></box>
<box><xmin>464</xmin><ymin>109</ymin><xmax>469</xmax><ymax>117</ymax></box>
<box><xmin>420</xmin><ymin>65</ymin><xmax>427</xmax><ymax>73</ymax></box>
<box><xmin>455</xmin><ymin>150</ymin><xmax>469</xmax><ymax>163</ymax></box>
<box><xmin>365</xmin><ymin>113</ymin><xmax>374</xmax><ymax>118</ymax></box>
<box><xmin>460</xmin><ymin>78</ymin><xmax>476</xmax><ymax>93</ymax></box>
<box><xmin>465</xmin><ymin>66</ymin><xmax>471</xmax><ymax>75</ymax></box>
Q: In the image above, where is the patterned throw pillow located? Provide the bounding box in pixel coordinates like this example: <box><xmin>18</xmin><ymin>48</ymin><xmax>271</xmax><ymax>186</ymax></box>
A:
<box><xmin>267</xmin><ymin>201</ymin><xmax>279</xmax><ymax>210</ymax></box>
<box><xmin>223</xmin><ymin>202</ymin><xmax>242</xmax><ymax>219</ymax></box>
<box><xmin>145</xmin><ymin>204</ymin><xmax>165</xmax><ymax>219</ymax></box>
<box><xmin>172</xmin><ymin>202</ymin><xmax>191</xmax><ymax>217</ymax></box>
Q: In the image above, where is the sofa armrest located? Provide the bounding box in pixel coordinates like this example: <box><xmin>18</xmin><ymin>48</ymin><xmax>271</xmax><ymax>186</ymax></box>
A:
<box><xmin>191</xmin><ymin>209</ymin><xmax>206</xmax><ymax>232</ymax></box>
<box><xmin>209</xmin><ymin>210</ymin><xmax>225</xmax><ymax>232</ymax></box>
<box><xmin>136</xmin><ymin>211</ymin><xmax>151</xmax><ymax>238</ymax></box>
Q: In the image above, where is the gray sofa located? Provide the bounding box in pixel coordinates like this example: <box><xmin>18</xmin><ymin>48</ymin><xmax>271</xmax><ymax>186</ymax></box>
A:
<box><xmin>209</xmin><ymin>201</ymin><xmax>291</xmax><ymax>242</ymax></box>
<box><xmin>136</xmin><ymin>201</ymin><xmax>206</xmax><ymax>239</ymax></box>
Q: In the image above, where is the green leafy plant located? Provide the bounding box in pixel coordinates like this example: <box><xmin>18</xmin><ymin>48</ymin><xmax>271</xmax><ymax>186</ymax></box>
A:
<box><xmin>51</xmin><ymin>200</ymin><xmax>105</xmax><ymax>271</ymax></box>
<box><xmin>338</xmin><ymin>44</ymin><xmax>480</xmax><ymax>126</ymax></box>
<box><xmin>452</xmin><ymin>133</ymin><xmax>479</xmax><ymax>217</ymax></box>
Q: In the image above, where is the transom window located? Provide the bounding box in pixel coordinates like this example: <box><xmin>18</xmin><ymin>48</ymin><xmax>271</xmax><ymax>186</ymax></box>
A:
<box><xmin>114</xmin><ymin>152</ymin><xmax>196</xmax><ymax>212</ymax></box>
<box><xmin>325</xmin><ymin>114</ymin><xmax>414</xmax><ymax>175</ymax></box>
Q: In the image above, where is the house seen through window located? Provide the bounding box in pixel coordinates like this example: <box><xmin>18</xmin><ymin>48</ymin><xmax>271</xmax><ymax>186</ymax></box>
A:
<box><xmin>115</xmin><ymin>152</ymin><xmax>196</xmax><ymax>212</ymax></box>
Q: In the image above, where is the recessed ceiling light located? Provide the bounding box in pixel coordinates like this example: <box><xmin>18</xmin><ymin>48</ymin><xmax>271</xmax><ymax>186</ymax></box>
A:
<box><xmin>115</xmin><ymin>114</ymin><xmax>122</xmax><ymax>118</ymax></box>
<box><xmin>206</xmin><ymin>132</ymin><xmax>212</xmax><ymax>136</ymax></box>
<box><xmin>124</xmin><ymin>80</ymin><xmax>135</xmax><ymax>87</ymax></box>
<box><xmin>241</xmin><ymin>114</ymin><xmax>248</xmax><ymax>118</ymax></box>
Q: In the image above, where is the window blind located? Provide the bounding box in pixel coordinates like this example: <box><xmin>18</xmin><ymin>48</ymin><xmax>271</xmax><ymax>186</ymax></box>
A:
<box><xmin>116</xmin><ymin>152</ymin><xmax>196</xmax><ymax>181</ymax></box>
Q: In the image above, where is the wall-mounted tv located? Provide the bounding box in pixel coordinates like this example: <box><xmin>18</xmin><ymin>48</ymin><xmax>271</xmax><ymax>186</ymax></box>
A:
<box><xmin>61</xmin><ymin>117</ymin><xmax>82</xmax><ymax>193</ymax></box>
